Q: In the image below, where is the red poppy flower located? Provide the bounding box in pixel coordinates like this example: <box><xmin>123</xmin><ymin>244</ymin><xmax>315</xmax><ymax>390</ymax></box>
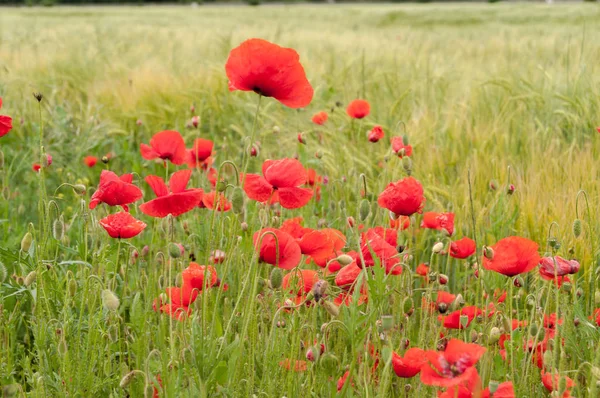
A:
<box><xmin>369</xmin><ymin>226</ymin><xmax>397</xmax><ymax>247</ymax></box>
<box><xmin>538</xmin><ymin>256</ymin><xmax>580</xmax><ymax>280</ymax></box>
<box><xmin>541</xmin><ymin>371</ymin><xmax>575</xmax><ymax>398</ymax></box>
<box><xmin>201</xmin><ymin>191</ymin><xmax>231</xmax><ymax>211</ymax></box>
<box><xmin>187</xmin><ymin>138</ymin><xmax>214</xmax><ymax>169</ymax></box>
<box><xmin>482</xmin><ymin>236</ymin><xmax>540</xmax><ymax>276</ymax></box>
<box><xmin>311</xmin><ymin>111</ymin><xmax>328</xmax><ymax>125</ymax></box>
<box><xmin>482</xmin><ymin>381</ymin><xmax>515</xmax><ymax>398</ymax></box>
<box><xmin>166</xmin><ymin>285</ymin><xmax>198</xmax><ymax>307</ymax></box>
<box><xmin>280</xmin><ymin>216</ymin><xmax>306</xmax><ymax>239</ymax></box>
<box><xmin>420</xmin><ymin>338</ymin><xmax>486</xmax><ymax>388</ymax></box>
<box><xmin>253</xmin><ymin>228</ymin><xmax>301</xmax><ymax>270</ymax></box>
<box><xmin>438</xmin><ymin>306</ymin><xmax>483</xmax><ymax>329</ymax></box>
<box><xmin>416</xmin><ymin>263</ymin><xmax>429</xmax><ymax>277</ymax></box>
<box><xmin>391</xmin><ymin>136</ymin><xmax>413</xmax><ymax>157</ymax></box>
<box><xmin>450</xmin><ymin>237</ymin><xmax>476</xmax><ymax>259</ymax></box>
<box><xmin>0</xmin><ymin>97</ymin><xmax>13</xmax><ymax>138</ymax></box>
<box><xmin>159</xmin><ymin>303</ymin><xmax>191</xmax><ymax>321</ymax></box>
<box><xmin>421</xmin><ymin>212</ymin><xmax>455</xmax><ymax>236</ymax></box>
<box><xmin>360</xmin><ymin>229</ymin><xmax>402</xmax><ymax>275</ymax></box>
<box><xmin>377</xmin><ymin>177</ymin><xmax>425</xmax><ymax>217</ymax></box>
<box><xmin>423</xmin><ymin>291</ymin><xmax>456</xmax><ymax>312</ymax></box>
<box><xmin>182</xmin><ymin>262</ymin><xmax>218</xmax><ymax>291</ymax></box>
<box><xmin>438</xmin><ymin>372</ymin><xmax>483</xmax><ymax>398</ymax></box>
<box><xmin>334</xmin><ymin>290</ymin><xmax>368</xmax><ymax>306</ymax></box>
<box><xmin>244</xmin><ymin>158</ymin><xmax>313</xmax><ymax>209</ymax></box>
<box><xmin>392</xmin><ymin>348</ymin><xmax>426</xmax><ymax>378</ymax></box>
<box><xmin>89</xmin><ymin>170</ymin><xmax>143</xmax><ymax>211</ymax></box>
<box><xmin>99</xmin><ymin>211</ymin><xmax>147</xmax><ymax>239</ymax></box>
<box><xmin>282</xmin><ymin>269</ymin><xmax>319</xmax><ymax>297</ymax></box>
<box><xmin>140</xmin><ymin>130</ymin><xmax>187</xmax><ymax>165</ymax></box>
<box><xmin>337</xmin><ymin>370</ymin><xmax>351</xmax><ymax>392</ymax></box>
<box><xmin>84</xmin><ymin>156</ymin><xmax>98</xmax><ymax>168</ymax></box>
<box><xmin>389</xmin><ymin>215</ymin><xmax>411</xmax><ymax>230</ymax></box>
<box><xmin>32</xmin><ymin>163</ymin><xmax>41</xmax><ymax>172</ymax></box>
<box><xmin>305</xmin><ymin>168</ymin><xmax>322</xmax><ymax>187</ymax></box>
<box><xmin>368</xmin><ymin>126</ymin><xmax>384</xmax><ymax>143</ymax></box>
<box><xmin>300</xmin><ymin>228</ymin><xmax>346</xmax><ymax>267</ymax></box>
<box><xmin>139</xmin><ymin>170</ymin><xmax>203</xmax><ymax>218</ymax></box>
<box><xmin>335</xmin><ymin>260</ymin><xmax>362</xmax><ymax>287</ymax></box>
<box><xmin>225</xmin><ymin>38</ymin><xmax>313</xmax><ymax>108</ymax></box>
<box><xmin>346</xmin><ymin>99</ymin><xmax>370</xmax><ymax>119</ymax></box>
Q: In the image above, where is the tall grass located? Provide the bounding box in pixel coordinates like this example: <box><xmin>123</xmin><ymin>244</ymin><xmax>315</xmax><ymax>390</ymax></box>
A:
<box><xmin>1</xmin><ymin>3</ymin><xmax>600</xmax><ymax>397</ymax></box>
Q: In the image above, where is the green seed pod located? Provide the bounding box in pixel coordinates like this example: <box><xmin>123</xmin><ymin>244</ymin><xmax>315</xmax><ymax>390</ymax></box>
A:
<box><xmin>269</xmin><ymin>268</ymin><xmax>283</xmax><ymax>289</ymax></box>
<box><xmin>488</xmin><ymin>327</ymin><xmax>501</xmax><ymax>344</ymax></box>
<box><xmin>359</xmin><ymin>199</ymin><xmax>371</xmax><ymax>221</ymax></box>
<box><xmin>529</xmin><ymin>323</ymin><xmax>539</xmax><ymax>337</ymax></box>
<box><xmin>216</xmin><ymin>180</ymin><xmax>227</xmax><ymax>193</ymax></box>
<box><xmin>572</xmin><ymin>219</ymin><xmax>582</xmax><ymax>238</ymax></box>
<box><xmin>57</xmin><ymin>338</ymin><xmax>68</xmax><ymax>355</ymax></box>
<box><xmin>53</xmin><ymin>216</ymin><xmax>65</xmax><ymax>241</ymax></box>
<box><xmin>102</xmin><ymin>289</ymin><xmax>120</xmax><ymax>311</ymax></box>
<box><xmin>72</xmin><ymin>184</ymin><xmax>86</xmax><ymax>195</ymax></box>
<box><xmin>68</xmin><ymin>278</ymin><xmax>77</xmax><ymax>297</ymax></box>
<box><xmin>0</xmin><ymin>261</ymin><xmax>6</xmax><ymax>283</ymax></box>
<box><xmin>231</xmin><ymin>186</ymin><xmax>245</xmax><ymax>215</ymax></box>
<box><xmin>24</xmin><ymin>271</ymin><xmax>37</xmax><ymax>287</ymax></box>
<box><xmin>402</xmin><ymin>297</ymin><xmax>414</xmax><ymax>315</ymax></box>
<box><xmin>168</xmin><ymin>243</ymin><xmax>181</xmax><ymax>258</ymax></box>
<box><xmin>21</xmin><ymin>232</ymin><xmax>33</xmax><ymax>252</ymax></box>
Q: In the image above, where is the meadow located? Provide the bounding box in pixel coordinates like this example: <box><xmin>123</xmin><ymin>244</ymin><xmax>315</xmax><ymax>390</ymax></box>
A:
<box><xmin>1</xmin><ymin>3</ymin><xmax>600</xmax><ymax>397</ymax></box>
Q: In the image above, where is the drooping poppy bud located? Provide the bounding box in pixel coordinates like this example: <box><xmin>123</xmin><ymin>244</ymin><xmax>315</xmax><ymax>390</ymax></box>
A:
<box><xmin>102</xmin><ymin>289</ymin><xmax>120</xmax><ymax>311</ymax></box>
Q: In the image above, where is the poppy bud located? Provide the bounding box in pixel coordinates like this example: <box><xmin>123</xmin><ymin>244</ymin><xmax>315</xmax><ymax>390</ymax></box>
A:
<box><xmin>529</xmin><ymin>323</ymin><xmax>539</xmax><ymax>337</ymax></box>
<box><xmin>24</xmin><ymin>271</ymin><xmax>37</xmax><ymax>287</ymax></box>
<box><xmin>101</xmin><ymin>156</ymin><xmax>109</xmax><ymax>164</ymax></box>
<box><xmin>507</xmin><ymin>184</ymin><xmax>515</xmax><ymax>195</ymax></box>
<box><xmin>438</xmin><ymin>274</ymin><xmax>448</xmax><ymax>285</ymax></box>
<box><xmin>346</xmin><ymin>216</ymin><xmax>354</xmax><ymax>228</ymax></box>
<box><xmin>402</xmin><ymin>297</ymin><xmax>414</xmax><ymax>315</ymax></box>
<box><xmin>58</xmin><ymin>338</ymin><xmax>68</xmax><ymax>355</ymax></box>
<box><xmin>489</xmin><ymin>180</ymin><xmax>498</xmax><ymax>191</ymax></box>
<box><xmin>312</xmin><ymin>280</ymin><xmax>328</xmax><ymax>302</ymax></box>
<box><xmin>21</xmin><ymin>232</ymin><xmax>33</xmax><ymax>252</ymax></box>
<box><xmin>0</xmin><ymin>262</ymin><xmax>6</xmax><ymax>283</ymax></box>
<box><xmin>191</xmin><ymin>116</ymin><xmax>200</xmax><ymax>128</ymax></box>
<box><xmin>482</xmin><ymin>245</ymin><xmax>493</xmax><ymax>260</ymax></box>
<box><xmin>231</xmin><ymin>186</ymin><xmax>245</xmax><ymax>215</ymax></box>
<box><xmin>44</xmin><ymin>153</ymin><xmax>53</xmax><ymax>167</ymax></box>
<box><xmin>573</xmin><ymin>219</ymin><xmax>582</xmax><ymax>238</ymax></box>
<box><xmin>336</xmin><ymin>254</ymin><xmax>353</xmax><ymax>266</ymax></box>
<box><xmin>576</xmin><ymin>288</ymin><xmax>583</xmax><ymax>298</ymax></box>
<box><xmin>72</xmin><ymin>184</ymin><xmax>86</xmax><ymax>195</ymax></box>
<box><xmin>488</xmin><ymin>327</ymin><xmax>501</xmax><ymax>344</ymax></box>
<box><xmin>53</xmin><ymin>217</ymin><xmax>65</xmax><ymax>241</ymax></box>
<box><xmin>136</xmin><ymin>119</ymin><xmax>143</xmax><ymax>126</ymax></box>
<box><xmin>402</xmin><ymin>156</ymin><xmax>412</xmax><ymax>175</ymax></box>
<box><xmin>432</xmin><ymin>242</ymin><xmax>444</xmax><ymax>254</ymax></box>
<box><xmin>241</xmin><ymin>222</ymin><xmax>249</xmax><ymax>232</ymax></box>
<box><xmin>141</xmin><ymin>245</ymin><xmax>149</xmax><ymax>257</ymax></box>
<box><xmin>273</xmin><ymin>126</ymin><xmax>280</xmax><ymax>134</ymax></box>
<box><xmin>33</xmin><ymin>92</ymin><xmax>43</xmax><ymax>102</ymax></box>
<box><xmin>250</xmin><ymin>145</ymin><xmax>259</xmax><ymax>157</ymax></box>
<box><xmin>168</xmin><ymin>243</ymin><xmax>181</xmax><ymax>258</ymax></box>
<box><xmin>119</xmin><ymin>371</ymin><xmax>138</xmax><ymax>389</ymax></box>
<box><xmin>269</xmin><ymin>267</ymin><xmax>283</xmax><ymax>289</ymax></box>
<box><xmin>297</xmin><ymin>133</ymin><xmax>306</xmax><ymax>144</ymax></box>
<box><xmin>542</xmin><ymin>350</ymin><xmax>553</xmax><ymax>368</ymax></box>
<box><xmin>322</xmin><ymin>300</ymin><xmax>340</xmax><ymax>317</ymax></box>
<box><xmin>102</xmin><ymin>289</ymin><xmax>120</xmax><ymax>311</ymax></box>
<box><xmin>216</xmin><ymin>180</ymin><xmax>227</xmax><ymax>193</ymax></box>
<box><xmin>513</xmin><ymin>276</ymin><xmax>524</xmax><ymax>288</ymax></box>
<box><xmin>68</xmin><ymin>278</ymin><xmax>77</xmax><ymax>297</ymax></box>
<box><xmin>548</xmin><ymin>237</ymin><xmax>560</xmax><ymax>250</ymax></box>
<box><xmin>359</xmin><ymin>199</ymin><xmax>370</xmax><ymax>221</ymax></box>
<box><xmin>319</xmin><ymin>352</ymin><xmax>339</xmax><ymax>376</ymax></box>
<box><xmin>315</xmin><ymin>150</ymin><xmax>323</xmax><ymax>159</ymax></box>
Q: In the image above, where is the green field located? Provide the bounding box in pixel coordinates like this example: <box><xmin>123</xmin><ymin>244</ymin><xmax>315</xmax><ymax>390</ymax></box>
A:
<box><xmin>1</xmin><ymin>3</ymin><xmax>600</xmax><ymax>397</ymax></box>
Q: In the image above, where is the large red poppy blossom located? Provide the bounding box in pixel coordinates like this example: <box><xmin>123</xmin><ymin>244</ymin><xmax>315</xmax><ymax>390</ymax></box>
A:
<box><xmin>0</xmin><ymin>97</ymin><xmax>13</xmax><ymax>138</ymax></box>
<box><xmin>368</xmin><ymin>226</ymin><xmax>397</xmax><ymax>247</ymax></box>
<box><xmin>140</xmin><ymin>130</ymin><xmax>187</xmax><ymax>165</ymax></box>
<box><xmin>437</xmin><ymin>371</ymin><xmax>483</xmax><ymax>398</ymax></box>
<box><xmin>335</xmin><ymin>260</ymin><xmax>362</xmax><ymax>289</ymax></box>
<box><xmin>541</xmin><ymin>371</ymin><xmax>575</xmax><ymax>398</ymax></box>
<box><xmin>84</xmin><ymin>156</ymin><xmax>98</xmax><ymax>168</ymax></box>
<box><xmin>225</xmin><ymin>38</ymin><xmax>313</xmax><ymax>108</ymax></box>
<box><xmin>421</xmin><ymin>212</ymin><xmax>455</xmax><ymax>236</ymax></box>
<box><xmin>420</xmin><ymin>338</ymin><xmax>486</xmax><ymax>388</ymax></box>
<box><xmin>391</xmin><ymin>136</ymin><xmax>412</xmax><ymax>157</ymax></box>
<box><xmin>182</xmin><ymin>262</ymin><xmax>218</xmax><ymax>291</ymax></box>
<box><xmin>244</xmin><ymin>158</ymin><xmax>313</xmax><ymax>209</ymax></box>
<box><xmin>368</xmin><ymin>126</ymin><xmax>384</xmax><ymax>143</ymax></box>
<box><xmin>166</xmin><ymin>285</ymin><xmax>198</xmax><ymax>307</ymax></box>
<box><xmin>139</xmin><ymin>170</ymin><xmax>203</xmax><ymax>218</ymax></box>
<box><xmin>360</xmin><ymin>229</ymin><xmax>402</xmax><ymax>275</ymax></box>
<box><xmin>438</xmin><ymin>306</ymin><xmax>483</xmax><ymax>329</ymax></box>
<box><xmin>377</xmin><ymin>177</ymin><xmax>425</xmax><ymax>217</ymax></box>
<box><xmin>99</xmin><ymin>211</ymin><xmax>146</xmax><ymax>239</ymax></box>
<box><xmin>450</xmin><ymin>237</ymin><xmax>476</xmax><ymax>259</ymax></box>
<box><xmin>282</xmin><ymin>269</ymin><xmax>319</xmax><ymax>297</ymax></box>
<box><xmin>253</xmin><ymin>228</ymin><xmax>301</xmax><ymax>270</ymax></box>
<box><xmin>392</xmin><ymin>348</ymin><xmax>426</xmax><ymax>378</ymax></box>
<box><xmin>538</xmin><ymin>256</ymin><xmax>580</xmax><ymax>280</ymax></box>
<box><xmin>346</xmin><ymin>99</ymin><xmax>370</xmax><ymax>119</ymax></box>
<box><xmin>311</xmin><ymin>111</ymin><xmax>328</xmax><ymax>125</ymax></box>
<box><xmin>300</xmin><ymin>228</ymin><xmax>346</xmax><ymax>267</ymax></box>
<box><xmin>187</xmin><ymin>138</ymin><xmax>214</xmax><ymax>169</ymax></box>
<box><xmin>89</xmin><ymin>170</ymin><xmax>143</xmax><ymax>211</ymax></box>
<box><xmin>482</xmin><ymin>236</ymin><xmax>540</xmax><ymax>276</ymax></box>
<box><xmin>201</xmin><ymin>191</ymin><xmax>231</xmax><ymax>212</ymax></box>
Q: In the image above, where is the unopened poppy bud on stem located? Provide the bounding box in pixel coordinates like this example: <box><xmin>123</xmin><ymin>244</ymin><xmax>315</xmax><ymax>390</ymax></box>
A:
<box><xmin>102</xmin><ymin>289</ymin><xmax>120</xmax><ymax>311</ymax></box>
<box><xmin>119</xmin><ymin>371</ymin><xmax>140</xmax><ymax>389</ymax></box>
<box><xmin>273</xmin><ymin>125</ymin><xmax>280</xmax><ymax>134</ymax></box>
<box><xmin>336</xmin><ymin>254</ymin><xmax>353</xmax><ymax>266</ymax></box>
<box><xmin>311</xmin><ymin>280</ymin><xmax>328</xmax><ymax>302</ymax></box>
<box><xmin>488</xmin><ymin>327</ymin><xmax>501</xmax><ymax>344</ymax></box>
<box><xmin>438</xmin><ymin>274</ymin><xmax>448</xmax><ymax>285</ymax></box>
<box><xmin>216</xmin><ymin>180</ymin><xmax>227</xmax><ymax>193</ymax></box>
<box><xmin>483</xmin><ymin>246</ymin><xmax>494</xmax><ymax>260</ymax></box>
<box><xmin>168</xmin><ymin>243</ymin><xmax>181</xmax><ymax>258</ymax></box>
<box><xmin>402</xmin><ymin>156</ymin><xmax>412</xmax><ymax>175</ymax></box>
<box><xmin>72</xmin><ymin>184</ymin><xmax>86</xmax><ymax>195</ymax></box>
<box><xmin>507</xmin><ymin>184</ymin><xmax>515</xmax><ymax>195</ymax></box>
<box><xmin>322</xmin><ymin>300</ymin><xmax>339</xmax><ymax>317</ymax></box>
<box><xmin>21</xmin><ymin>232</ymin><xmax>33</xmax><ymax>252</ymax></box>
<box><xmin>432</xmin><ymin>242</ymin><xmax>444</xmax><ymax>254</ymax></box>
<box><xmin>269</xmin><ymin>267</ymin><xmax>283</xmax><ymax>289</ymax></box>
<box><xmin>359</xmin><ymin>199</ymin><xmax>371</xmax><ymax>221</ymax></box>
<box><xmin>24</xmin><ymin>271</ymin><xmax>37</xmax><ymax>287</ymax></box>
<box><xmin>231</xmin><ymin>187</ymin><xmax>245</xmax><ymax>214</ymax></box>
<box><xmin>315</xmin><ymin>150</ymin><xmax>323</xmax><ymax>159</ymax></box>
<box><xmin>573</xmin><ymin>219</ymin><xmax>582</xmax><ymax>238</ymax></box>
<box><xmin>101</xmin><ymin>156</ymin><xmax>109</xmax><ymax>164</ymax></box>
<box><xmin>297</xmin><ymin>133</ymin><xmax>306</xmax><ymax>145</ymax></box>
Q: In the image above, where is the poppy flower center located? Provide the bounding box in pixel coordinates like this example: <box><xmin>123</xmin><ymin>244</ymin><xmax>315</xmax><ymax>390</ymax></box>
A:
<box><xmin>438</xmin><ymin>356</ymin><xmax>470</xmax><ymax>378</ymax></box>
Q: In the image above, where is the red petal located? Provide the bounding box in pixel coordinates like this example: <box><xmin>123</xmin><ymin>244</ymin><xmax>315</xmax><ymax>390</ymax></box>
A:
<box><xmin>263</xmin><ymin>158</ymin><xmax>307</xmax><ymax>188</ymax></box>
<box><xmin>147</xmin><ymin>130</ymin><xmax>187</xmax><ymax>165</ymax></box>
<box><xmin>277</xmin><ymin>187</ymin><xmax>313</xmax><ymax>209</ymax></box>
<box><xmin>0</xmin><ymin>115</ymin><xmax>13</xmax><ymax>138</ymax></box>
<box><xmin>169</xmin><ymin>169</ymin><xmax>192</xmax><ymax>193</ymax></box>
<box><xmin>140</xmin><ymin>143</ymin><xmax>159</xmax><ymax>160</ymax></box>
<box><xmin>145</xmin><ymin>175</ymin><xmax>169</xmax><ymax>197</ymax></box>
<box><xmin>139</xmin><ymin>190</ymin><xmax>203</xmax><ymax>218</ymax></box>
<box><xmin>243</xmin><ymin>174</ymin><xmax>273</xmax><ymax>202</ymax></box>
